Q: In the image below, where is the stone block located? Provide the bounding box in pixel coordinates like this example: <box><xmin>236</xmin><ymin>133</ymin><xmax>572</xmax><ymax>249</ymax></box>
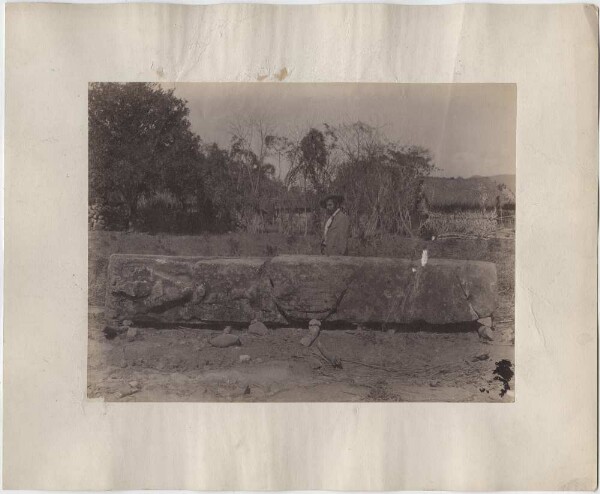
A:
<box><xmin>105</xmin><ymin>254</ymin><xmax>497</xmax><ymax>327</ymax></box>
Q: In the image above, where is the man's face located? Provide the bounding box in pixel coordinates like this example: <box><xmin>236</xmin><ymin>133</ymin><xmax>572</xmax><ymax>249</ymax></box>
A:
<box><xmin>326</xmin><ymin>199</ymin><xmax>336</xmax><ymax>215</ymax></box>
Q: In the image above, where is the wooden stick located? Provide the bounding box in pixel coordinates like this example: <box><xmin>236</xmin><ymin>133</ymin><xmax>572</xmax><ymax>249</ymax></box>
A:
<box><xmin>341</xmin><ymin>358</ymin><xmax>399</xmax><ymax>373</ymax></box>
<box><xmin>316</xmin><ymin>340</ymin><xmax>343</xmax><ymax>368</ymax></box>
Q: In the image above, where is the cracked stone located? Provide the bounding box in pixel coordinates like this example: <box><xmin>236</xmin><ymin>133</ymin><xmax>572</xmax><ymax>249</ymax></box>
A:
<box><xmin>106</xmin><ymin>255</ymin><xmax>497</xmax><ymax>327</ymax></box>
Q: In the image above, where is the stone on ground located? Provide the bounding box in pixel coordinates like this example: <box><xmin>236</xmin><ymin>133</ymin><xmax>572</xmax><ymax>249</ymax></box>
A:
<box><xmin>301</xmin><ymin>325</ymin><xmax>321</xmax><ymax>347</ymax></box>
<box><xmin>477</xmin><ymin>326</ymin><xmax>494</xmax><ymax>341</ymax></box>
<box><xmin>248</xmin><ymin>320</ymin><xmax>269</xmax><ymax>336</ymax></box>
<box><xmin>209</xmin><ymin>333</ymin><xmax>241</xmax><ymax>348</ymax></box>
<box><xmin>478</xmin><ymin>316</ymin><xmax>493</xmax><ymax>327</ymax></box>
<box><xmin>126</xmin><ymin>327</ymin><xmax>138</xmax><ymax>342</ymax></box>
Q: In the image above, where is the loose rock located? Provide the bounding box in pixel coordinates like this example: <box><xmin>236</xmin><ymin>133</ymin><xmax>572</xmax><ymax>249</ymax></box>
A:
<box><xmin>117</xmin><ymin>387</ymin><xmax>140</xmax><ymax>399</ymax></box>
<box><xmin>478</xmin><ymin>317</ymin><xmax>493</xmax><ymax>327</ymax></box>
<box><xmin>128</xmin><ymin>380</ymin><xmax>139</xmax><ymax>388</ymax></box>
<box><xmin>301</xmin><ymin>319</ymin><xmax>322</xmax><ymax>347</ymax></box>
<box><xmin>301</xmin><ymin>324</ymin><xmax>321</xmax><ymax>347</ymax></box>
<box><xmin>477</xmin><ymin>326</ymin><xmax>494</xmax><ymax>342</ymax></box>
<box><xmin>239</xmin><ymin>354</ymin><xmax>251</xmax><ymax>363</ymax></box>
<box><xmin>126</xmin><ymin>327</ymin><xmax>138</xmax><ymax>342</ymax></box>
<box><xmin>209</xmin><ymin>333</ymin><xmax>242</xmax><ymax>348</ymax></box>
<box><xmin>103</xmin><ymin>325</ymin><xmax>119</xmax><ymax>340</ymax></box>
<box><xmin>223</xmin><ymin>325</ymin><xmax>233</xmax><ymax>334</ymax></box>
<box><xmin>248</xmin><ymin>320</ymin><xmax>269</xmax><ymax>336</ymax></box>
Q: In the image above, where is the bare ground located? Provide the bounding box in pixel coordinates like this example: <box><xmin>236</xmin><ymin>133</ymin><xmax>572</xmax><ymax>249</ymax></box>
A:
<box><xmin>88</xmin><ymin>311</ymin><xmax>514</xmax><ymax>403</ymax></box>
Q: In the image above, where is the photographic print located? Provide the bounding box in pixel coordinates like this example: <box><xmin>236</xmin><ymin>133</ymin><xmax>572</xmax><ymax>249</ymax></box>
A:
<box><xmin>88</xmin><ymin>83</ymin><xmax>516</xmax><ymax>402</ymax></box>
<box><xmin>6</xmin><ymin>3</ymin><xmax>597</xmax><ymax>490</ymax></box>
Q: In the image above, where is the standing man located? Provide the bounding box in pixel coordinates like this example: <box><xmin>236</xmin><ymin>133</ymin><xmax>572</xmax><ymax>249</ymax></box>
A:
<box><xmin>320</xmin><ymin>194</ymin><xmax>350</xmax><ymax>255</ymax></box>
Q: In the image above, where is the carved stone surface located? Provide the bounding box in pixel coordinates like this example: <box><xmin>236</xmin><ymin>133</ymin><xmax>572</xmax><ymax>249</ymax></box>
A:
<box><xmin>105</xmin><ymin>254</ymin><xmax>497</xmax><ymax>326</ymax></box>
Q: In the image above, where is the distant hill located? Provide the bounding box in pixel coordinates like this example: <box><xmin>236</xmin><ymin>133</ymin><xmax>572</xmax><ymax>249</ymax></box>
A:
<box><xmin>424</xmin><ymin>175</ymin><xmax>515</xmax><ymax>210</ymax></box>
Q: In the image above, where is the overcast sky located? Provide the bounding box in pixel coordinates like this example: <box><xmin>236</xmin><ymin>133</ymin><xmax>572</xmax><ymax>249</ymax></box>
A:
<box><xmin>164</xmin><ymin>83</ymin><xmax>516</xmax><ymax>178</ymax></box>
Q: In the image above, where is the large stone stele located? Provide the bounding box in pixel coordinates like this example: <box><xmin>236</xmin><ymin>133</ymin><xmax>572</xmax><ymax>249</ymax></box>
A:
<box><xmin>105</xmin><ymin>255</ymin><xmax>285</xmax><ymax>325</ymax></box>
<box><xmin>105</xmin><ymin>254</ymin><xmax>497</xmax><ymax>327</ymax></box>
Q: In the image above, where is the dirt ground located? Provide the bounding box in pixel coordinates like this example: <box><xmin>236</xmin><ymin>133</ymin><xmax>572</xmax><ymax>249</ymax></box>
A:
<box><xmin>88</xmin><ymin>310</ymin><xmax>514</xmax><ymax>403</ymax></box>
<box><xmin>87</xmin><ymin>229</ymin><xmax>515</xmax><ymax>403</ymax></box>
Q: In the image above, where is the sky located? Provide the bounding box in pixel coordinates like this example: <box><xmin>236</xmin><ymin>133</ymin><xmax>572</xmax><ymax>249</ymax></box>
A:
<box><xmin>164</xmin><ymin>83</ymin><xmax>516</xmax><ymax>178</ymax></box>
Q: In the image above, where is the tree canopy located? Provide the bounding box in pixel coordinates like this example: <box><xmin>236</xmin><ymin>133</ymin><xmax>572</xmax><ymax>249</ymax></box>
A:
<box><xmin>89</xmin><ymin>82</ymin><xmax>203</xmax><ymax>227</ymax></box>
<box><xmin>88</xmin><ymin>83</ymin><xmax>436</xmax><ymax>236</ymax></box>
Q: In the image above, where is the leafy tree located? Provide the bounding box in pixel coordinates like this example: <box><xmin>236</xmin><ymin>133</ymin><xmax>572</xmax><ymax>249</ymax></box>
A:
<box><xmin>89</xmin><ymin>82</ymin><xmax>203</xmax><ymax>228</ymax></box>
<box><xmin>201</xmin><ymin>143</ymin><xmax>244</xmax><ymax>231</ymax></box>
<box><xmin>331</xmin><ymin>123</ymin><xmax>435</xmax><ymax>236</ymax></box>
<box><xmin>286</xmin><ymin>127</ymin><xmax>337</xmax><ymax>195</ymax></box>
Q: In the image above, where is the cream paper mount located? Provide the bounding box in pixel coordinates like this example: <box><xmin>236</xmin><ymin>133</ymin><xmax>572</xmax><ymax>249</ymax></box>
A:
<box><xmin>4</xmin><ymin>3</ymin><xmax>598</xmax><ymax>490</ymax></box>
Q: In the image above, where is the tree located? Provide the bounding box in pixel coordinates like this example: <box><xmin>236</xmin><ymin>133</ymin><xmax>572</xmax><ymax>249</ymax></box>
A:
<box><xmin>334</xmin><ymin>121</ymin><xmax>384</xmax><ymax>164</ymax></box>
<box><xmin>331</xmin><ymin>122</ymin><xmax>435</xmax><ymax>237</ymax></box>
<box><xmin>227</xmin><ymin>117</ymin><xmax>287</xmax><ymax>232</ymax></box>
<box><xmin>264</xmin><ymin>134</ymin><xmax>290</xmax><ymax>181</ymax></box>
<box><xmin>89</xmin><ymin>82</ymin><xmax>203</xmax><ymax>228</ymax></box>
<box><xmin>201</xmin><ymin>143</ymin><xmax>243</xmax><ymax>231</ymax></box>
<box><xmin>286</xmin><ymin>127</ymin><xmax>337</xmax><ymax>196</ymax></box>
<box><xmin>228</xmin><ymin>117</ymin><xmax>277</xmax><ymax>196</ymax></box>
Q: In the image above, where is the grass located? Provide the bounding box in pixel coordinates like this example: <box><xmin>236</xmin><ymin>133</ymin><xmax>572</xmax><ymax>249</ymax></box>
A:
<box><xmin>422</xmin><ymin>210</ymin><xmax>500</xmax><ymax>238</ymax></box>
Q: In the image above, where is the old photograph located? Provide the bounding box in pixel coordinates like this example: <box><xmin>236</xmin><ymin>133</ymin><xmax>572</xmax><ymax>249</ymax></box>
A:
<box><xmin>88</xmin><ymin>83</ymin><xmax>516</xmax><ymax>402</ymax></box>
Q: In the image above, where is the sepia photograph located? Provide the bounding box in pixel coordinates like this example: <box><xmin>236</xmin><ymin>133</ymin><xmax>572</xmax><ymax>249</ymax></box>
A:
<box><xmin>5</xmin><ymin>3</ymin><xmax>597</xmax><ymax>489</ymax></box>
<box><xmin>88</xmin><ymin>82</ymin><xmax>516</xmax><ymax>402</ymax></box>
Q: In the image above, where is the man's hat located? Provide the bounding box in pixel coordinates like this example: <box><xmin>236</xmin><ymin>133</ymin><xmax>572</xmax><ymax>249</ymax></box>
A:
<box><xmin>319</xmin><ymin>194</ymin><xmax>345</xmax><ymax>209</ymax></box>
